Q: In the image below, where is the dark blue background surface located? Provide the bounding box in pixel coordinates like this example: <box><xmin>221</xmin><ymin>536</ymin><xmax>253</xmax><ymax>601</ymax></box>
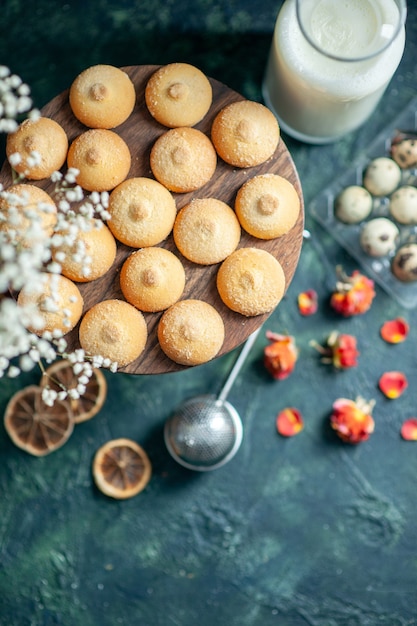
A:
<box><xmin>1</xmin><ymin>2</ymin><xmax>417</xmax><ymax>624</ymax></box>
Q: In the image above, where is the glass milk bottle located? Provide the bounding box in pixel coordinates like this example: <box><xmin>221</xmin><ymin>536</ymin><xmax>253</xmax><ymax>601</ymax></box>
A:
<box><xmin>262</xmin><ymin>0</ymin><xmax>407</xmax><ymax>144</ymax></box>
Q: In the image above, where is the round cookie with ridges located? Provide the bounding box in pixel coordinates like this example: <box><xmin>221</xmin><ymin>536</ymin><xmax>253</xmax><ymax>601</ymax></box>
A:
<box><xmin>0</xmin><ymin>183</ymin><xmax>57</xmax><ymax>247</ymax></box>
<box><xmin>334</xmin><ymin>185</ymin><xmax>373</xmax><ymax>224</ymax></box>
<box><xmin>391</xmin><ymin>243</ymin><xmax>417</xmax><ymax>282</ymax></box>
<box><xmin>145</xmin><ymin>62</ymin><xmax>212</xmax><ymax>128</ymax></box>
<box><xmin>150</xmin><ymin>127</ymin><xmax>217</xmax><ymax>193</ymax></box>
<box><xmin>17</xmin><ymin>273</ymin><xmax>83</xmax><ymax>336</ymax></box>
<box><xmin>6</xmin><ymin>117</ymin><xmax>68</xmax><ymax>180</ymax></box>
<box><xmin>211</xmin><ymin>100</ymin><xmax>280</xmax><ymax>168</ymax></box>
<box><xmin>173</xmin><ymin>198</ymin><xmax>241</xmax><ymax>264</ymax></box>
<box><xmin>158</xmin><ymin>299</ymin><xmax>225</xmax><ymax>366</ymax></box>
<box><xmin>79</xmin><ymin>299</ymin><xmax>147</xmax><ymax>368</ymax></box>
<box><xmin>216</xmin><ymin>247</ymin><xmax>286</xmax><ymax>316</ymax></box>
<box><xmin>120</xmin><ymin>247</ymin><xmax>186</xmax><ymax>312</ymax></box>
<box><xmin>67</xmin><ymin>129</ymin><xmax>131</xmax><ymax>192</ymax></box>
<box><xmin>52</xmin><ymin>218</ymin><xmax>117</xmax><ymax>282</ymax></box>
<box><xmin>363</xmin><ymin>157</ymin><xmax>402</xmax><ymax>197</ymax></box>
<box><xmin>107</xmin><ymin>177</ymin><xmax>176</xmax><ymax>248</ymax></box>
<box><xmin>69</xmin><ymin>64</ymin><xmax>136</xmax><ymax>129</ymax></box>
<box><xmin>235</xmin><ymin>173</ymin><xmax>300</xmax><ymax>239</ymax></box>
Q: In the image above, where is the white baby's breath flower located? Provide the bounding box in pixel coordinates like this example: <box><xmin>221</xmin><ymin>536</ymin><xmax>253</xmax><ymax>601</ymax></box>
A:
<box><xmin>92</xmin><ymin>354</ymin><xmax>104</xmax><ymax>367</ymax></box>
<box><xmin>28</xmin><ymin>108</ymin><xmax>41</xmax><ymax>121</ymax></box>
<box><xmin>19</xmin><ymin>354</ymin><xmax>36</xmax><ymax>372</ymax></box>
<box><xmin>28</xmin><ymin>347</ymin><xmax>40</xmax><ymax>363</ymax></box>
<box><xmin>0</xmin><ymin>68</ymin><xmax>115</xmax><ymax>403</ymax></box>
<box><xmin>68</xmin><ymin>388</ymin><xmax>80</xmax><ymax>400</ymax></box>
<box><xmin>7</xmin><ymin>365</ymin><xmax>21</xmax><ymax>378</ymax></box>
<box><xmin>42</xmin><ymin>387</ymin><xmax>58</xmax><ymax>407</ymax></box>
<box><xmin>76</xmin><ymin>383</ymin><xmax>87</xmax><ymax>396</ymax></box>
<box><xmin>0</xmin><ymin>119</ymin><xmax>18</xmax><ymax>132</ymax></box>
<box><xmin>26</xmin><ymin>150</ymin><xmax>42</xmax><ymax>169</ymax></box>
<box><xmin>50</xmin><ymin>171</ymin><xmax>63</xmax><ymax>183</ymax></box>
<box><xmin>56</xmin><ymin>338</ymin><xmax>68</xmax><ymax>353</ymax></box>
<box><xmin>65</xmin><ymin>189</ymin><xmax>79</xmax><ymax>203</ymax></box>
<box><xmin>58</xmin><ymin>199</ymin><xmax>71</xmax><ymax>212</ymax></box>
<box><xmin>17</xmin><ymin>83</ymin><xmax>30</xmax><ymax>97</ymax></box>
<box><xmin>100</xmin><ymin>210</ymin><xmax>111</xmax><ymax>221</ymax></box>
<box><xmin>65</xmin><ymin>168</ymin><xmax>79</xmax><ymax>184</ymax></box>
<box><xmin>89</xmin><ymin>192</ymin><xmax>100</xmax><ymax>204</ymax></box>
<box><xmin>8</xmin><ymin>152</ymin><xmax>22</xmax><ymax>166</ymax></box>
<box><xmin>46</xmin><ymin>261</ymin><xmax>62</xmax><ymax>274</ymax></box>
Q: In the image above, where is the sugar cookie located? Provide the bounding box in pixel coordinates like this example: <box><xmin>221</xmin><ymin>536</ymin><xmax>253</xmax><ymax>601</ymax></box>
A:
<box><xmin>107</xmin><ymin>177</ymin><xmax>176</xmax><ymax>247</ymax></box>
<box><xmin>145</xmin><ymin>62</ymin><xmax>212</xmax><ymax>127</ymax></box>
<box><xmin>120</xmin><ymin>247</ymin><xmax>186</xmax><ymax>312</ymax></box>
<box><xmin>0</xmin><ymin>183</ymin><xmax>57</xmax><ymax>247</ymax></box>
<box><xmin>158</xmin><ymin>299</ymin><xmax>224</xmax><ymax>366</ymax></box>
<box><xmin>235</xmin><ymin>173</ymin><xmax>299</xmax><ymax>239</ymax></box>
<box><xmin>17</xmin><ymin>273</ymin><xmax>83</xmax><ymax>336</ymax></box>
<box><xmin>211</xmin><ymin>100</ymin><xmax>279</xmax><ymax>168</ymax></box>
<box><xmin>69</xmin><ymin>64</ymin><xmax>136</xmax><ymax>129</ymax></box>
<box><xmin>173</xmin><ymin>198</ymin><xmax>241</xmax><ymax>264</ymax></box>
<box><xmin>67</xmin><ymin>128</ymin><xmax>131</xmax><ymax>192</ymax></box>
<box><xmin>53</xmin><ymin>218</ymin><xmax>117</xmax><ymax>282</ymax></box>
<box><xmin>217</xmin><ymin>247</ymin><xmax>285</xmax><ymax>316</ymax></box>
<box><xmin>79</xmin><ymin>299</ymin><xmax>147</xmax><ymax>367</ymax></box>
<box><xmin>150</xmin><ymin>127</ymin><xmax>217</xmax><ymax>193</ymax></box>
<box><xmin>6</xmin><ymin>117</ymin><xmax>68</xmax><ymax>180</ymax></box>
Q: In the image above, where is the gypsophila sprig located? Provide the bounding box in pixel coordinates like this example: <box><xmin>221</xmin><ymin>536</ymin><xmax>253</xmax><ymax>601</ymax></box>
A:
<box><xmin>0</xmin><ymin>66</ymin><xmax>40</xmax><ymax>133</ymax></box>
<box><xmin>0</xmin><ymin>67</ymin><xmax>118</xmax><ymax>398</ymax></box>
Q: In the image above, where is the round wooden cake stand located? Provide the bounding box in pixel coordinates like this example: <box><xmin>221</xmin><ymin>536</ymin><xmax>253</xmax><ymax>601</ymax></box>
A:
<box><xmin>0</xmin><ymin>65</ymin><xmax>304</xmax><ymax>374</ymax></box>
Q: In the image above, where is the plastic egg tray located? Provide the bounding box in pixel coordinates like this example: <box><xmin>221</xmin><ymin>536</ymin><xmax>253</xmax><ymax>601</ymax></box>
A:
<box><xmin>310</xmin><ymin>96</ymin><xmax>417</xmax><ymax>308</ymax></box>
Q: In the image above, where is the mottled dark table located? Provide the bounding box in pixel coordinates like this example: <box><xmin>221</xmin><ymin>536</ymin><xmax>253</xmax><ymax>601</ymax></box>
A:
<box><xmin>1</xmin><ymin>2</ymin><xmax>417</xmax><ymax>625</ymax></box>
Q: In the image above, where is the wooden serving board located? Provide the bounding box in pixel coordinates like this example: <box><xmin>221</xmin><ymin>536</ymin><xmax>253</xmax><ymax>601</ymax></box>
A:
<box><xmin>0</xmin><ymin>65</ymin><xmax>304</xmax><ymax>375</ymax></box>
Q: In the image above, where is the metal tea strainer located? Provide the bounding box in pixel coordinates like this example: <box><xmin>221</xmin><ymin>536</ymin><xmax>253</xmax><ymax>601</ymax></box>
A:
<box><xmin>164</xmin><ymin>328</ymin><xmax>261</xmax><ymax>471</ymax></box>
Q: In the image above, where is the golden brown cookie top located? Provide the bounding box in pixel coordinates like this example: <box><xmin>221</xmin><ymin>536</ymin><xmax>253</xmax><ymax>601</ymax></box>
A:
<box><xmin>173</xmin><ymin>197</ymin><xmax>241</xmax><ymax>264</ymax></box>
<box><xmin>120</xmin><ymin>247</ymin><xmax>186</xmax><ymax>313</ymax></box>
<box><xmin>145</xmin><ymin>63</ymin><xmax>212</xmax><ymax>128</ymax></box>
<box><xmin>211</xmin><ymin>100</ymin><xmax>280</xmax><ymax>167</ymax></box>
<box><xmin>79</xmin><ymin>299</ymin><xmax>148</xmax><ymax>367</ymax></box>
<box><xmin>67</xmin><ymin>128</ymin><xmax>131</xmax><ymax>192</ymax></box>
<box><xmin>17</xmin><ymin>273</ymin><xmax>84</xmax><ymax>336</ymax></box>
<box><xmin>107</xmin><ymin>177</ymin><xmax>176</xmax><ymax>247</ymax></box>
<box><xmin>69</xmin><ymin>64</ymin><xmax>136</xmax><ymax>129</ymax></box>
<box><xmin>53</xmin><ymin>218</ymin><xmax>117</xmax><ymax>283</ymax></box>
<box><xmin>0</xmin><ymin>183</ymin><xmax>57</xmax><ymax>247</ymax></box>
<box><xmin>216</xmin><ymin>247</ymin><xmax>286</xmax><ymax>316</ymax></box>
<box><xmin>158</xmin><ymin>299</ymin><xmax>225</xmax><ymax>366</ymax></box>
<box><xmin>150</xmin><ymin>127</ymin><xmax>217</xmax><ymax>193</ymax></box>
<box><xmin>6</xmin><ymin>117</ymin><xmax>68</xmax><ymax>180</ymax></box>
<box><xmin>235</xmin><ymin>173</ymin><xmax>300</xmax><ymax>239</ymax></box>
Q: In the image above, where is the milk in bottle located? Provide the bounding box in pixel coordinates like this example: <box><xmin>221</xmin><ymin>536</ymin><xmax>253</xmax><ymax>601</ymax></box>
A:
<box><xmin>262</xmin><ymin>0</ymin><xmax>406</xmax><ymax>143</ymax></box>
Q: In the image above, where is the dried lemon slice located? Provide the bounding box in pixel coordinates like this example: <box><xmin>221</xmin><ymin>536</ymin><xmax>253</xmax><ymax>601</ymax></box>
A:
<box><xmin>4</xmin><ymin>385</ymin><xmax>74</xmax><ymax>456</ymax></box>
<box><xmin>93</xmin><ymin>438</ymin><xmax>152</xmax><ymax>499</ymax></box>
<box><xmin>40</xmin><ymin>360</ymin><xmax>107</xmax><ymax>423</ymax></box>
